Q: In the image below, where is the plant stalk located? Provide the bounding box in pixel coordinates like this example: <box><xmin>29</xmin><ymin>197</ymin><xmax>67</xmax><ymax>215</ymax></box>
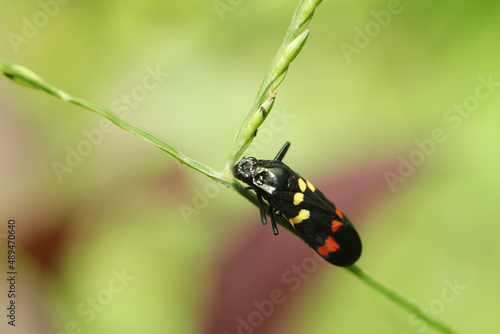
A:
<box><xmin>346</xmin><ymin>265</ymin><xmax>460</xmax><ymax>334</ymax></box>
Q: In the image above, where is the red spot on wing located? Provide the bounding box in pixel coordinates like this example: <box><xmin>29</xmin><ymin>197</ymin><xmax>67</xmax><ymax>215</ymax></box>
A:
<box><xmin>317</xmin><ymin>236</ymin><xmax>340</xmax><ymax>256</ymax></box>
<box><xmin>331</xmin><ymin>220</ymin><xmax>342</xmax><ymax>232</ymax></box>
<box><xmin>335</xmin><ymin>207</ymin><xmax>344</xmax><ymax>219</ymax></box>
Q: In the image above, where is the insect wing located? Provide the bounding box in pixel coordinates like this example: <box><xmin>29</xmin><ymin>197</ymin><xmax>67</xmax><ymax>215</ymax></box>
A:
<box><xmin>269</xmin><ymin>176</ymin><xmax>362</xmax><ymax>267</ymax></box>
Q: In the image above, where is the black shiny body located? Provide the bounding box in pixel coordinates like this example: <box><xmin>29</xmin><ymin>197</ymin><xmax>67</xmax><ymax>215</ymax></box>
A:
<box><xmin>233</xmin><ymin>142</ymin><xmax>362</xmax><ymax>266</ymax></box>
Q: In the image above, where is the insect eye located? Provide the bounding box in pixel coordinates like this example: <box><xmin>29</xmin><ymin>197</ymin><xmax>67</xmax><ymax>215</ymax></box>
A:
<box><xmin>233</xmin><ymin>158</ymin><xmax>258</xmax><ymax>184</ymax></box>
<box><xmin>244</xmin><ymin>161</ymin><xmax>254</xmax><ymax>170</ymax></box>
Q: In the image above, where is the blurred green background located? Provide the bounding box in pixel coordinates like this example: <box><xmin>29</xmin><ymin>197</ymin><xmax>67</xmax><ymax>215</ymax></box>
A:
<box><xmin>1</xmin><ymin>0</ymin><xmax>499</xmax><ymax>333</ymax></box>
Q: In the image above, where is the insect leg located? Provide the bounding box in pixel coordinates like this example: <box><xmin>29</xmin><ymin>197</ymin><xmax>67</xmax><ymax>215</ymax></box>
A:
<box><xmin>269</xmin><ymin>206</ymin><xmax>279</xmax><ymax>235</ymax></box>
<box><xmin>256</xmin><ymin>193</ymin><xmax>268</xmax><ymax>226</ymax></box>
<box><xmin>274</xmin><ymin>142</ymin><xmax>291</xmax><ymax>161</ymax></box>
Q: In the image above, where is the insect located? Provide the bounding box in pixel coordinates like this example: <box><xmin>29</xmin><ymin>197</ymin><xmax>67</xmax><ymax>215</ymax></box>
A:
<box><xmin>233</xmin><ymin>142</ymin><xmax>362</xmax><ymax>266</ymax></box>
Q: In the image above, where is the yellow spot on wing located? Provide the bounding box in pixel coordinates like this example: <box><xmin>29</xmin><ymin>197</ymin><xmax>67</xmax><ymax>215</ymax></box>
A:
<box><xmin>293</xmin><ymin>193</ymin><xmax>304</xmax><ymax>205</ymax></box>
<box><xmin>306</xmin><ymin>180</ymin><xmax>316</xmax><ymax>192</ymax></box>
<box><xmin>289</xmin><ymin>209</ymin><xmax>310</xmax><ymax>226</ymax></box>
<box><xmin>298</xmin><ymin>178</ymin><xmax>307</xmax><ymax>192</ymax></box>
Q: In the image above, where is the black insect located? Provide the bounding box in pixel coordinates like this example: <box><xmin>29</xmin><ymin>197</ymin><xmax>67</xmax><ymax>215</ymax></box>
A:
<box><xmin>233</xmin><ymin>142</ymin><xmax>362</xmax><ymax>266</ymax></box>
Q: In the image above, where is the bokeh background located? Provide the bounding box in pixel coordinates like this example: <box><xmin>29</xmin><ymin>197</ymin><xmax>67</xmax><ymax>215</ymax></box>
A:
<box><xmin>1</xmin><ymin>0</ymin><xmax>499</xmax><ymax>333</ymax></box>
